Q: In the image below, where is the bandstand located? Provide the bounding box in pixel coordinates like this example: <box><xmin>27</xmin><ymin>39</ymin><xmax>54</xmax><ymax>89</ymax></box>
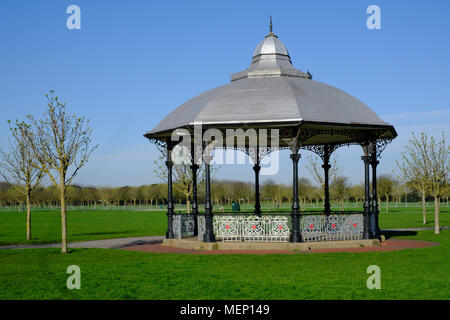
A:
<box><xmin>144</xmin><ymin>21</ymin><xmax>397</xmax><ymax>248</ymax></box>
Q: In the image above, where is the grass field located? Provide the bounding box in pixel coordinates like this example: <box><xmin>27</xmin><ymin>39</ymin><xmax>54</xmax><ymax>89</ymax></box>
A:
<box><xmin>0</xmin><ymin>205</ymin><xmax>449</xmax><ymax>300</ymax></box>
<box><xmin>0</xmin><ymin>229</ymin><xmax>448</xmax><ymax>299</ymax></box>
<box><xmin>0</xmin><ymin>210</ymin><xmax>166</xmax><ymax>245</ymax></box>
<box><xmin>0</xmin><ymin>207</ymin><xmax>450</xmax><ymax>245</ymax></box>
<box><xmin>0</xmin><ymin>205</ymin><xmax>449</xmax><ymax>245</ymax></box>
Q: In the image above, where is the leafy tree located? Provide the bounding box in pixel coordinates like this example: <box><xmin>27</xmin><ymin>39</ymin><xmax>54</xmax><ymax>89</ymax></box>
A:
<box><xmin>392</xmin><ymin>184</ymin><xmax>404</xmax><ymax>207</ymax></box>
<box><xmin>154</xmin><ymin>183</ymin><xmax>167</xmax><ymax>206</ymax></box>
<box><xmin>350</xmin><ymin>184</ymin><xmax>364</xmax><ymax>208</ymax></box>
<box><xmin>82</xmin><ymin>186</ymin><xmax>99</xmax><ymax>207</ymax></box>
<box><xmin>378</xmin><ymin>174</ymin><xmax>398</xmax><ymax>213</ymax></box>
<box><xmin>261</xmin><ymin>179</ymin><xmax>279</xmax><ymax>209</ymax></box>
<box><xmin>119</xmin><ymin>186</ymin><xmax>131</xmax><ymax>206</ymax></box>
<box><xmin>66</xmin><ymin>185</ymin><xmax>82</xmax><ymax>205</ymax></box>
<box><xmin>444</xmin><ymin>186</ymin><xmax>450</xmax><ymax>208</ymax></box>
<box><xmin>229</xmin><ymin>181</ymin><xmax>252</xmax><ymax>206</ymax></box>
<box><xmin>98</xmin><ymin>187</ymin><xmax>113</xmax><ymax>206</ymax></box>
<box><xmin>211</xmin><ymin>180</ymin><xmax>229</xmax><ymax>206</ymax></box>
<box><xmin>331</xmin><ymin>176</ymin><xmax>351</xmax><ymax>211</ymax></box>
<box><xmin>309</xmin><ymin>186</ymin><xmax>323</xmax><ymax>208</ymax></box>
<box><xmin>298</xmin><ymin>178</ymin><xmax>312</xmax><ymax>211</ymax></box>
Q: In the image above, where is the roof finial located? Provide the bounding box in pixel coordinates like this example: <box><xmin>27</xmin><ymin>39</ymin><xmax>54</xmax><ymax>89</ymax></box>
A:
<box><xmin>269</xmin><ymin>16</ymin><xmax>273</xmax><ymax>34</ymax></box>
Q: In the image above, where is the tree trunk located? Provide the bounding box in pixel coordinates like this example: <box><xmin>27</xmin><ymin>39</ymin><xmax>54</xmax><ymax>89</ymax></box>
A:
<box><xmin>434</xmin><ymin>196</ymin><xmax>440</xmax><ymax>235</ymax></box>
<box><xmin>60</xmin><ymin>176</ymin><xmax>67</xmax><ymax>253</ymax></box>
<box><xmin>421</xmin><ymin>192</ymin><xmax>426</xmax><ymax>224</ymax></box>
<box><xmin>26</xmin><ymin>188</ymin><xmax>31</xmax><ymax>241</ymax></box>
<box><xmin>186</xmin><ymin>197</ymin><xmax>191</xmax><ymax>213</ymax></box>
<box><xmin>385</xmin><ymin>194</ymin><xmax>389</xmax><ymax>213</ymax></box>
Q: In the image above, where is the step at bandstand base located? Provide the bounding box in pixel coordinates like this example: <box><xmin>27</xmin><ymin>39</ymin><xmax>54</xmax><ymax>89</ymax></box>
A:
<box><xmin>163</xmin><ymin>237</ymin><xmax>383</xmax><ymax>252</ymax></box>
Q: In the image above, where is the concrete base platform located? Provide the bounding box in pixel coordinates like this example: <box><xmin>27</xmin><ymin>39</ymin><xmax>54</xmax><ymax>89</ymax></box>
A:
<box><xmin>163</xmin><ymin>237</ymin><xmax>381</xmax><ymax>252</ymax></box>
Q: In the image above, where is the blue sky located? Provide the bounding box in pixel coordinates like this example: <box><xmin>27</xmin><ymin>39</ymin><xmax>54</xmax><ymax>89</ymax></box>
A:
<box><xmin>0</xmin><ymin>0</ymin><xmax>449</xmax><ymax>187</ymax></box>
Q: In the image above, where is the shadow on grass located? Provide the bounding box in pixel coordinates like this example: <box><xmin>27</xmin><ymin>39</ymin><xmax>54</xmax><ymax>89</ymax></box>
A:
<box><xmin>382</xmin><ymin>230</ymin><xmax>418</xmax><ymax>240</ymax></box>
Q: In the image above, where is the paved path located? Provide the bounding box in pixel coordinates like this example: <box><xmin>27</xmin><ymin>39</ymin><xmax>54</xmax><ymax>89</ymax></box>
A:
<box><xmin>383</xmin><ymin>226</ymin><xmax>450</xmax><ymax>232</ymax></box>
<box><xmin>0</xmin><ymin>236</ymin><xmax>164</xmax><ymax>250</ymax></box>
<box><xmin>0</xmin><ymin>226</ymin><xmax>448</xmax><ymax>250</ymax></box>
<box><xmin>123</xmin><ymin>238</ymin><xmax>438</xmax><ymax>255</ymax></box>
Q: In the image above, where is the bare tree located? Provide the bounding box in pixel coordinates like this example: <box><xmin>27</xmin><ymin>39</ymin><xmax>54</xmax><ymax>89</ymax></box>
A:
<box><xmin>423</xmin><ymin>132</ymin><xmax>449</xmax><ymax>234</ymax></box>
<box><xmin>305</xmin><ymin>154</ymin><xmax>342</xmax><ymax>202</ymax></box>
<box><xmin>154</xmin><ymin>146</ymin><xmax>208</xmax><ymax>213</ymax></box>
<box><xmin>25</xmin><ymin>90</ymin><xmax>98</xmax><ymax>252</ymax></box>
<box><xmin>397</xmin><ymin>132</ymin><xmax>449</xmax><ymax>233</ymax></box>
<box><xmin>397</xmin><ymin>133</ymin><xmax>430</xmax><ymax>224</ymax></box>
<box><xmin>0</xmin><ymin>120</ymin><xmax>44</xmax><ymax>240</ymax></box>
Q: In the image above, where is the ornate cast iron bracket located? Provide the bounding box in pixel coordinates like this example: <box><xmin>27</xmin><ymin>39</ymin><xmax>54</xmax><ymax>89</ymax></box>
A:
<box><xmin>368</xmin><ymin>138</ymin><xmax>394</xmax><ymax>159</ymax></box>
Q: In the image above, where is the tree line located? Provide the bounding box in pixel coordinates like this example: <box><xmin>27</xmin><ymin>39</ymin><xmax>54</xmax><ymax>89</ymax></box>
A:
<box><xmin>1</xmin><ymin>175</ymin><xmax>444</xmax><ymax>210</ymax></box>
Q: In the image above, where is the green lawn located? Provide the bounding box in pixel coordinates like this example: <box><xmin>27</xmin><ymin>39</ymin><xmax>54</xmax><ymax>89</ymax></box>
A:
<box><xmin>0</xmin><ymin>206</ymin><xmax>449</xmax><ymax>299</ymax></box>
<box><xmin>0</xmin><ymin>229</ymin><xmax>448</xmax><ymax>299</ymax></box>
<box><xmin>378</xmin><ymin>206</ymin><xmax>450</xmax><ymax>229</ymax></box>
<box><xmin>0</xmin><ymin>210</ymin><xmax>166</xmax><ymax>245</ymax></box>
<box><xmin>0</xmin><ymin>205</ymin><xmax>449</xmax><ymax>245</ymax></box>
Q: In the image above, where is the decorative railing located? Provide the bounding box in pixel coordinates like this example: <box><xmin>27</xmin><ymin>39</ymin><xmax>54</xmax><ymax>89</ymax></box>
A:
<box><xmin>196</xmin><ymin>212</ymin><xmax>363</xmax><ymax>242</ymax></box>
<box><xmin>197</xmin><ymin>215</ymin><xmax>205</xmax><ymax>241</ymax></box>
<box><xmin>300</xmin><ymin>213</ymin><xmax>363</xmax><ymax>242</ymax></box>
<box><xmin>214</xmin><ymin>214</ymin><xmax>290</xmax><ymax>242</ymax></box>
<box><xmin>172</xmin><ymin>214</ymin><xmax>195</xmax><ymax>239</ymax></box>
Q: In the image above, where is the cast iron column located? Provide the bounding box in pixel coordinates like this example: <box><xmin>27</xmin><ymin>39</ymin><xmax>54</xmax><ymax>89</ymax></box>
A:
<box><xmin>203</xmin><ymin>155</ymin><xmax>215</xmax><ymax>242</ymax></box>
<box><xmin>290</xmin><ymin>153</ymin><xmax>302</xmax><ymax>242</ymax></box>
<box><xmin>322</xmin><ymin>146</ymin><xmax>331</xmax><ymax>214</ymax></box>
<box><xmin>165</xmin><ymin>147</ymin><xmax>175</xmax><ymax>239</ymax></box>
<box><xmin>361</xmin><ymin>148</ymin><xmax>371</xmax><ymax>240</ymax></box>
<box><xmin>371</xmin><ymin>146</ymin><xmax>380</xmax><ymax>240</ymax></box>
<box><xmin>253</xmin><ymin>148</ymin><xmax>261</xmax><ymax>216</ymax></box>
<box><xmin>190</xmin><ymin>161</ymin><xmax>199</xmax><ymax>236</ymax></box>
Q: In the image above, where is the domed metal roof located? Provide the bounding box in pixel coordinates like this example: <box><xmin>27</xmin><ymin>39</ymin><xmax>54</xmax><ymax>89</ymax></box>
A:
<box><xmin>253</xmin><ymin>33</ymin><xmax>290</xmax><ymax>57</ymax></box>
<box><xmin>148</xmin><ymin>76</ymin><xmax>388</xmax><ymax>130</ymax></box>
<box><xmin>145</xmin><ymin>23</ymin><xmax>396</xmax><ymax>146</ymax></box>
<box><xmin>247</xmin><ymin>32</ymin><xmax>294</xmax><ymax>72</ymax></box>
